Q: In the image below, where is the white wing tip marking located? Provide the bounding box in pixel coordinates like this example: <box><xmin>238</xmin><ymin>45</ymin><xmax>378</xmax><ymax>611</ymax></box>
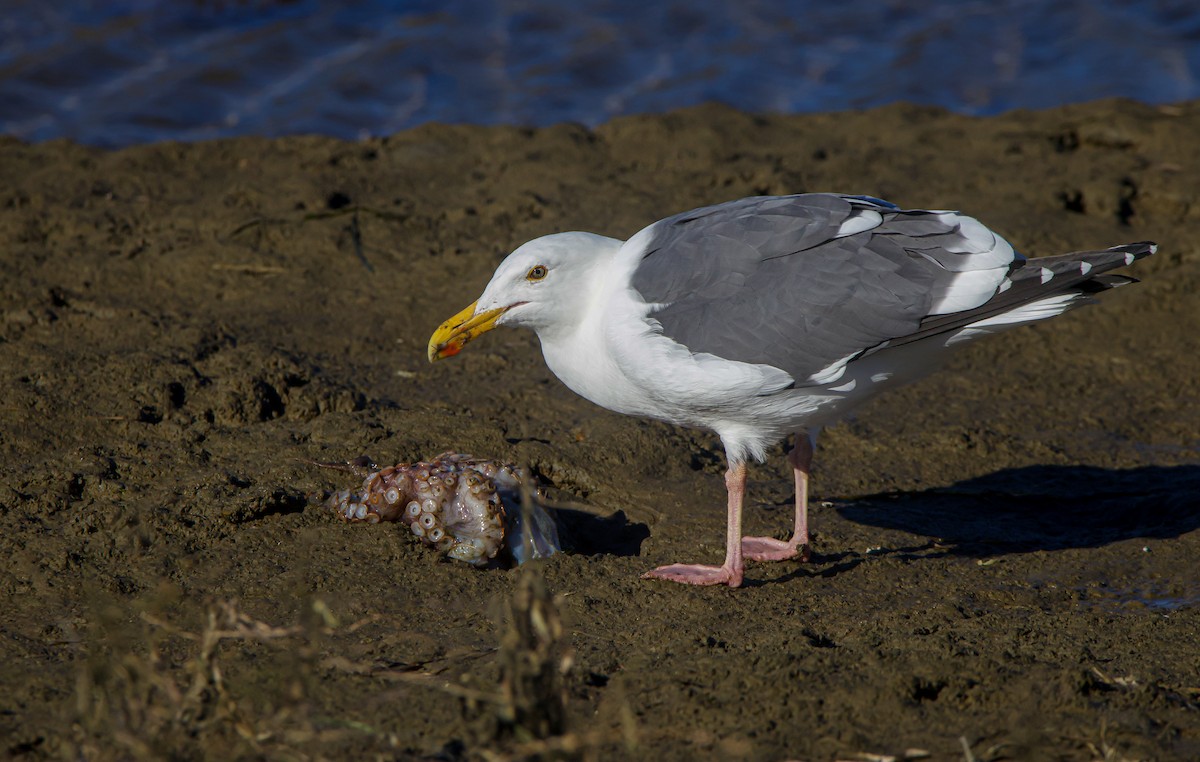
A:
<box><xmin>1080</xmin><ymin>260</ymin><xmax>1093</xmax><ymax>275</ymax></box>
<box><xmin>836</xmin><ymin>209</ymin><xmax>883</xmax><ymax>238</ymax></box>
<box><xmin>805</xmin><ymin>351</ymin><xmax>859</xmax><ymax>385</ymax></box>
<box><xmin>1039</xmin><ymin>267</ymin><xmax>1053</xmax><ymax>284</ymax></box>
<box><xmin>1124</xmin><ymin>252</ymin><xmax>1136</xmax><ymax>266</ymax></box>
<box><xmin>829</xmin><ymin>378</ymin><xmax>858</xmax><ymax>393</ymax></box>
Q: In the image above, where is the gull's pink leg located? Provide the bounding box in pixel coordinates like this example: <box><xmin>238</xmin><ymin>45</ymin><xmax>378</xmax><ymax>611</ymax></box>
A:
<box><xmin>742</xmin><ymin>431</ymin><xmax>813</xmax><ymax>562</ymax></box>
<box><xmin>643</xmin><ymin>461</ymin><xmax>747</xmax><ymax>587</ymax></box>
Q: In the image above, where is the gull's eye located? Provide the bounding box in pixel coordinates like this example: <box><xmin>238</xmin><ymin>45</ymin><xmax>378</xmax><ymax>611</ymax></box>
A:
<box><xmin>526</xmin><ymin>265</ymin><xmax>548</xmax><ymax>281</ymax></box>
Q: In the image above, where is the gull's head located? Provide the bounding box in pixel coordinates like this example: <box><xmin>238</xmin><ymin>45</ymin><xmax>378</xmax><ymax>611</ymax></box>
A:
<box><xmin>428</xmin><ymin>232</ymin><xmax>618</xmax><ymax>361</ymax></box>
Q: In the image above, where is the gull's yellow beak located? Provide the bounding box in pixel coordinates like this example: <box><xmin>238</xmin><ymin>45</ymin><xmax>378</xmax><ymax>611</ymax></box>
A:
<box><xmin>427</xmin><ymin>301</ymin><xmax>507</xmax><ymax>361</ymax></box>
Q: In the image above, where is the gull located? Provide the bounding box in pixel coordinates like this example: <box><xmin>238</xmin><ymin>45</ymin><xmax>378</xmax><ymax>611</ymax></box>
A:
<box><xmin>428</xmin><ymin>194</ymin><xmax>1154</xmax><ymax>587</ymax></box>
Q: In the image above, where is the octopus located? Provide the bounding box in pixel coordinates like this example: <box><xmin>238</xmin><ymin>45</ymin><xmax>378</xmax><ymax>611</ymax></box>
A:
<box><xmin>326</xmin><ymin>452</ymin><xmax>561</xmax><ymax>567</ymax></box>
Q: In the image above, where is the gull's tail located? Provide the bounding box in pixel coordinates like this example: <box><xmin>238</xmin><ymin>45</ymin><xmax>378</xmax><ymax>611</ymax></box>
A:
<box><xmin>897</xmin><ymin>241</ymin><xmax>1157</xmax><ymax>347</ymax></box>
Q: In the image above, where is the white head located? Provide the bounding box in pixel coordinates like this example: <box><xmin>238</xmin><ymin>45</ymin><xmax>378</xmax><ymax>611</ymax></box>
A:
<box><xmin>428</xmin><ymin>232</ymin><xmax>621</xmax><ymax>360</ymax></box>
<box><xmin>478</xmin><ymin>232</ymin><xmax>618</xmax><ymax>331</ymax></box>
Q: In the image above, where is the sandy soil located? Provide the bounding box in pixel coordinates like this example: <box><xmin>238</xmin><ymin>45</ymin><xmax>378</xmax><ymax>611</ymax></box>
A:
<box><xmin>1</xmin><ymin>99</ymin><xmax>1199</xmax><ymax>761</ymax></box>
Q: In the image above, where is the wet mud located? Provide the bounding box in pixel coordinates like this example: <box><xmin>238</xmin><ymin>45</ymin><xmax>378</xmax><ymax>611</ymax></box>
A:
<box><xmin>1</xmin><ymin>99</ymin><xmax>1199</xmax><ymax>760</ymax></box>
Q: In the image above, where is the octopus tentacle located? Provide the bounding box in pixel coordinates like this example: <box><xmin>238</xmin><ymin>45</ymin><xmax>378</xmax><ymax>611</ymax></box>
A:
<box><xmin>327</xmin><ymin>453</ymin><xmax>561</xmax><ymax>567</ymax></box>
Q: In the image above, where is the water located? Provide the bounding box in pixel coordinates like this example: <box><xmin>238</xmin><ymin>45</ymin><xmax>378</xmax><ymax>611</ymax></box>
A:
<box><xmin>2</xmin><ymin>0</ymin><xmax>1197</xmax><ymax>147</ymax></box>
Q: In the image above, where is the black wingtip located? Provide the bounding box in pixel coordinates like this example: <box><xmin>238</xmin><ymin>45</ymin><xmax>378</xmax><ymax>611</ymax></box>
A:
<box><xmin>1079</xmin><ymin>273</ymin><xmax>1139</xmax><ymax>292</ymax></box>
<box><xmin>1112</xmin><ymin>241</ymin><xmax>1157</xmax><ymax>263</ymax></box>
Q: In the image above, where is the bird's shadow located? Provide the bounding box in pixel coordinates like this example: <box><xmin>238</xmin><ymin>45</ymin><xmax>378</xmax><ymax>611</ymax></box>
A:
<box><xmin>540</xmin><ymin>465</ymin><xmax>1199</xmax><ymax>584</ymax></box>
<box><xmin>834</xmin><ymin>463</ymin><xmax>1200</xmax><ymax>557</ymax></box>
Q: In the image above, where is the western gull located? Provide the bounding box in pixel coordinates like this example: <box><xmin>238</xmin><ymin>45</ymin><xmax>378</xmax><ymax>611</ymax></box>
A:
<box><xmin>427</xmin><ymin>193</ymin><xmax>1155</xmax><ymax>587</ymax></box>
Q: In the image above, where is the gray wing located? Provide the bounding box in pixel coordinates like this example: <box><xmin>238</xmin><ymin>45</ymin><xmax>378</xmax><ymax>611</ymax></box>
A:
<box><xmin>629</xmin><ymin>194</ymin><xmax>1150</xmax><ymax>385</ymax></box>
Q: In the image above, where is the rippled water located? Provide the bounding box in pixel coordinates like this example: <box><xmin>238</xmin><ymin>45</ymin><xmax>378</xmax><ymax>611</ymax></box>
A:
<box><xmin>2</xmin><ymin>0</ymin><xmax>1197</xmax><ymax>146</ymax></box>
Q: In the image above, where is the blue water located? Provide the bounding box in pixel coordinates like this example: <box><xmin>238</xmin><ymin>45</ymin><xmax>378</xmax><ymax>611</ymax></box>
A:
<box><xmin>2</xmin><ymin>0</ymin><xmax>1197</xmax><ymax>147</ymax></box>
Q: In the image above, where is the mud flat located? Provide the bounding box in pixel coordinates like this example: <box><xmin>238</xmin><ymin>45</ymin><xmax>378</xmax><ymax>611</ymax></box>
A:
<box><xmin>1</xmin><ymin>99</ymin><xmax>1198</xmax><ymax>760</ymax></box>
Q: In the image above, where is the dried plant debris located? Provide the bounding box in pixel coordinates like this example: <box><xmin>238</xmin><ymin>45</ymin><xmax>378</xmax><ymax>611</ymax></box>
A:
<box><xmin>69</xmin><ymin>598</ymin><xmax>362</xmax><ymax>761</ymax></box>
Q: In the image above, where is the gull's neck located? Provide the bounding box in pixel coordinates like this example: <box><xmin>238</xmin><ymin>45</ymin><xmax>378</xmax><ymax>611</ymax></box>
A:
<box><xmin>534</xmin><ymin>234</ymin><xmax>653</xmax><ymax>415</ymax></box>
<box><xmin>534</xmin><ymin>234</ymin><xmax>626</xmax><ymax>344</ymax></box>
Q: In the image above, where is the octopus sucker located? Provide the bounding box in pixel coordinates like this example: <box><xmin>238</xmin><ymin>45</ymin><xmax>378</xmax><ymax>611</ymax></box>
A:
<box><xmin>326</xmin><ymin>452</ymin><xmax>561</xmax><ymax>567</ymax></box>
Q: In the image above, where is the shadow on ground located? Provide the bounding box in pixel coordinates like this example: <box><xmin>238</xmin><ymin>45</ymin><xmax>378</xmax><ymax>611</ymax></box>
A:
<box><xmin>554</xmin><ymin>507</ymin><xmax>650</xmax><ymax>557</ymax></box>
<box><xmin>838</xmin><ymin>465</ymin><xmax>1200</xmax><ymax>556</ymax></box>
